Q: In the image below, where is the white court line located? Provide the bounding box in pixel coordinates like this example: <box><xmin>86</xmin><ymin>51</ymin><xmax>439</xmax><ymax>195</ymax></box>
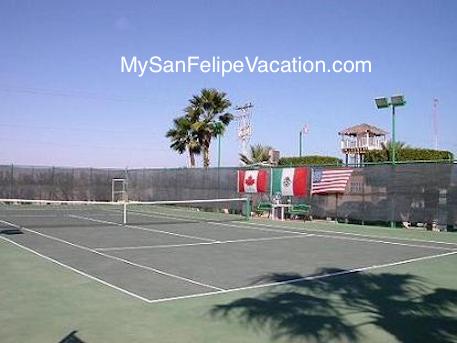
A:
<box><xmin>127</xmin><ymin>209</ymin><xmax>310</xmax><ymax>236</ymax></box>
<box><xmin>131</xmin><ymin>206</ymin><xmax>457</xmax><ymax>247</ymax></box>
<box><xmin>146</xmin><ymin>249</ymin><xmax>457</xmax><ymax>304</ymax></box>
<box><xmin>126</xmin><ymin>209</ymin><xmax>457</xmax><ymax>252</ymax></box>
<box><xmin>96</xmin><ymin>241</ymin><xmax>219</xmax><ymax>251</ymax></box>
<box><xmin>69</xmin><ymin>214</ymin><xmax>216</xmax><ymax>243</ymax></box>
<box><xmin>243</xmin><ymin>220</ymin><xmax>457</xmax><ymax>247</ymax></box>
<box><xmin>79</xmin><ymin>205</ymin><xmax>457</xmax><ymax>248</ymax></box>
<box><xmin>214</xmin><ymin>221</ymin><xmax>456</xmax><ymax>251</ymax></box>
<box><xmin>0</xmin><ymin>214</ymin><xmax>66</xmax><ymax>218</ymax></box>
<box><xmin>0</xmin><ymin>207</ymin><xmax>102</xmax><ymax>212</ymax></box>
<box><xmin>94</xmin><ymin>234</ymin><xmax>307</xmax><ymax>252</ymax></box>
<box><xmin>0</xmin><ymin>235</ymin><xmax>151</xmax><ymax>303</ymax></box>
<box><xmin>0</xmin><ymin>219</ymin><xmax>224</xmax><ymax>292</ymax></box>
<box><xmin>2</xmin><ymin>219</ymin><xmax>457</xmax><ymax>305</ymax></box>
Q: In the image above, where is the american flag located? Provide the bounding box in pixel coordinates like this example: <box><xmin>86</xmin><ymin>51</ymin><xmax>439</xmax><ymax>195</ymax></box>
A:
<box><xmin>311</xmin><ymin>168</ymin><xmax>353</xmax><ymax>194</ymax></box>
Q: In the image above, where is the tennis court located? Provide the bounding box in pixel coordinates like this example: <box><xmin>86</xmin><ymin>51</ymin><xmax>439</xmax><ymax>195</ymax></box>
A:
<box><xmin>1</xmin><ymin>199</ymin><xmax>456</xmax><ymax>305</ymax></box>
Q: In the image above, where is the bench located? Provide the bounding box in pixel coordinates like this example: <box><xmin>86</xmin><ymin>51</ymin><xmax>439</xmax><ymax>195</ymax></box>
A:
<box><xmin>255</xmin><ymin>201</ymin><xmax>272</xmax><ymax>217</ymax></box>
<box><xmin>288</xmin><ymin>203</ymin><xmax>312</xmax><ymax>221</ymax></box>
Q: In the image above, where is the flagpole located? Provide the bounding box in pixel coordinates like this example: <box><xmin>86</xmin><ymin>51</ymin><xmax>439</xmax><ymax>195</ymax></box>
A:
<box><xmin>270</xmin><ymin>166</ymin><xmax>273</xmax><ymax>200</ymax></box>
<box><xmin>310</xmin><ymin>168</ymin><xmax>313</xmax><ymax>195</ymax></box>
<box><xmin>362</xmin><ymin>176</ymin><xmax>365</xmax><ymax>226</ymax></box>
<box><xmin>299</xmin><ymin>124</ymin><xmax>309</xmax><ymax>158</ymax></box>
<box><xmin>299</xmin><ymin>131</ymin><xmax>302</xmax><ymax>157</ymax></box>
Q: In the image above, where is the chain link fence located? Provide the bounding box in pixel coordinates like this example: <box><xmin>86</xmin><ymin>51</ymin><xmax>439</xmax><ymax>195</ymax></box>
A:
<box><xmin>1</xmin><ymin>163</ymin><xmax>456</xmax><ymax>228</ymax></box>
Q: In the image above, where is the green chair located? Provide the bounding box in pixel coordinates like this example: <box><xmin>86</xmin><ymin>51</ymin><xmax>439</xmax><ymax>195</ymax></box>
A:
<box><xmin>288</xmin><ymin>203</ymin><xmax>312</xmax><ymax>221</ymax></box>
<box><xmin>255</xmin><ymin>201</ymin><xmax>272</xmax><ymax>217</ymax></box>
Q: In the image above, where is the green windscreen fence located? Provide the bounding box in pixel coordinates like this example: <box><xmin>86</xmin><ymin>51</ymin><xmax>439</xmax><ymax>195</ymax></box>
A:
<box><xmin>1</xmin><ymin>163</ymin><xmax>456</xmax><ymax>227</ymax></box>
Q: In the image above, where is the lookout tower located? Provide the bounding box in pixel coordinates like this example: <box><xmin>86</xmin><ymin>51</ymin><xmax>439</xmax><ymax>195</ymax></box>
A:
<box><xmin>339</xmin><ymin>123</ymin><xmax>387</xmax><ymax>165</ymax></box>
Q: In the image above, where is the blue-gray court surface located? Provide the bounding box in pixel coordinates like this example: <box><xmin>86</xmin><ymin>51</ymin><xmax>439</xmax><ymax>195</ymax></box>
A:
<box><xmin>1</xmin><ymin>203</ymin><xmax>456</xmax><ymax>304</ymax></box>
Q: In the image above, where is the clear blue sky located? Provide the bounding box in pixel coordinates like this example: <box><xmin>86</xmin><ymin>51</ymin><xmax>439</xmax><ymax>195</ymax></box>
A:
<box><xmin>1</xmin><ymin>0</ymin><xmax>456</xmax><ymax>168</ymax></box>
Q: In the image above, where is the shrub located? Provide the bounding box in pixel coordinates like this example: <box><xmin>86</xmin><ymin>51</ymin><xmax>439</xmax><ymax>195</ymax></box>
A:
<box><xmin>279</xmin><ymin>155</ymin><xmax>342</xmax><ymax>166</ymax></box>
<box><xmin>365</xmin><ymin>148</ymin><xmax>453</xmax><ymax>162</ymax></box>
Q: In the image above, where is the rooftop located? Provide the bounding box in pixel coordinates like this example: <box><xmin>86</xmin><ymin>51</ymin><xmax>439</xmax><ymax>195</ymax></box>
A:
<box><xmin>339</xmin><ymin>123</ymin><xmax>388</xmax><ymax>136</ymax></box>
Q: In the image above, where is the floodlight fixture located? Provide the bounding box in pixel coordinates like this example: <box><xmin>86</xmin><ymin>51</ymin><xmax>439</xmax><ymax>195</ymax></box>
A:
<box><xmin>373</xmin><ymin>93</ymin><xmax>406</xmax><ymax>169</ymax></box>
<box><xmin>390</xmin><ymin>94</ymin><xmax>406</xmax><ymax>107</ymax></box>
<box><xmin>375</xmin><ymin>97</ymin><xmax>390</xmax><ymax>109</ymax></box>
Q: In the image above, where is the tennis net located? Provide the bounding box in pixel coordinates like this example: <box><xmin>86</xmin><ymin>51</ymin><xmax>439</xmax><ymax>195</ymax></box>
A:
<box><xmin>0</xmin><ymin>198</ymin><xmax>250</xmax><ymax>228</ymax></box>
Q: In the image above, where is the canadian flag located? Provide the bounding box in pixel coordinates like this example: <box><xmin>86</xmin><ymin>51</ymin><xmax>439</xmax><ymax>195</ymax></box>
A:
<box><xmin>237</xmin><ymin>170</ymin><xmax>268</xmax><ymax>193</ymax></box>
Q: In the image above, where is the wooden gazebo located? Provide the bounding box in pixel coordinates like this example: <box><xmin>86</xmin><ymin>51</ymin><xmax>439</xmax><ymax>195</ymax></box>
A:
<box><xmin>339</xmin><ymin>123</ymin><xmax>387</xmax><ymax>165</ymax></box>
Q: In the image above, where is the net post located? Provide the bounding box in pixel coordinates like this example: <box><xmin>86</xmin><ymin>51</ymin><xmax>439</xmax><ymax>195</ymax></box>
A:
<box><xmin>244</xmin><ymin>197</ymin><xmax>251</xmax><ymax>221</ymax></box>
<box><xmin>123</xmin><ymin>202</ymin><xmax>127</xmax><ymax>225</ymax></box>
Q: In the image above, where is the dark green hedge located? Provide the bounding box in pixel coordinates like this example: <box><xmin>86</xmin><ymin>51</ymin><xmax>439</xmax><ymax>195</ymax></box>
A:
<box><xmin>363</xmin><ymin>150</ymin><xmax>385</xmax><ymax>162</ymax></box>
<box><xmin>365</xmin><ymin>148</ymin><xmax>453</xmax><ymax>162</ymax></box>
<box><xmin>279</xmin><ymin>155</ymin><xmax>342</xmax><ymax>166</ymax></box>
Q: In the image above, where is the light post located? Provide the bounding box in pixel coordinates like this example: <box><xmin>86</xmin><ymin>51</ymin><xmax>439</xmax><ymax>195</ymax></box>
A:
<box><xmin>299</xmin><ymin>124</ymin><xmax>309</xmax><ymax>157</ymax></box>
<box><xmin>374</xmin><ymin>94</ymin><xmax>406</xmax><ymax>229</ymax></box>
<box><xmin>374</xmin><ymin>95</ymin><xmax>406</xmax><ymax>165</ymax></box>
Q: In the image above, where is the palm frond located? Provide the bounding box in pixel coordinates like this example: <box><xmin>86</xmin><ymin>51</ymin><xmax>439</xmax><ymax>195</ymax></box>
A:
<box><xmin>239</xmin><ymin>144</ymin><xmax>272</xmax><ymax>165</ymax></box>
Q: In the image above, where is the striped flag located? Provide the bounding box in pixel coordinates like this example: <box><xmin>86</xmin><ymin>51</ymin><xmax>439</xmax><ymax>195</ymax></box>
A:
<box><xmin>311</xmin><ymin>168</ymin><xmax>353</xmax><ymax>194</ymax></box>
<box><xmin>237</xmin><ymin>169</ymin><xmax>268</xmax><ymax>193</ymax></box>
<box><xmin>272</xmin><ymin>167</ymin><xmax>309</xmax><ymax>196</ymax></box>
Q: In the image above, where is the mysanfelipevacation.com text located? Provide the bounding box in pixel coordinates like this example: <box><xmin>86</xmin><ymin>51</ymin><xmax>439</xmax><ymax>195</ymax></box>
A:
<box><xmin>121</xmin><ymin>56</ymin><xmax>372</xmax><ymax>77</ymax></box>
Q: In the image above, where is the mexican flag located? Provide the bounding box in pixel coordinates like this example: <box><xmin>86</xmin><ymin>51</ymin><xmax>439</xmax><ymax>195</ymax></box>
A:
<box><xmin>237</xmin><ymin>169</ymin><xmax>268</xmax><ymax>193</ymax></box>
<box><xmin>272</xmin><ymin>167</ymin><xmax>309</xmax><ymax>196</ymax></box>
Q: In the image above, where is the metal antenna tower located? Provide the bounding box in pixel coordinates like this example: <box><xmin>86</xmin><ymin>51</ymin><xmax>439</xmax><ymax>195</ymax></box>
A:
<box><xmin>235</xmin><ymin>103</ymin><xmax>254</xmax><ymax>156</ymax></box>
<box><xmin>433</xmin><ymin>98</ymin><xmax>439</xmax><ymax>150</ymax></box>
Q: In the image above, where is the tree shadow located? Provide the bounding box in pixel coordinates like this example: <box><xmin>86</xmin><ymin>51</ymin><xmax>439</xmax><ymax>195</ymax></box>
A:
<box><xmin>211</xmin><ymin>269</ymin><xmax>457</xmax><ymax>342</ymax></box>
<box><xmin>58</xmin><ymin>330</ymin><xmax>86</xmax><ymax>343</ymax></box>
<box><xmin>0</xmin><ymin>228</ymin><xmax>23</xmax><ymax>235</ymax></box>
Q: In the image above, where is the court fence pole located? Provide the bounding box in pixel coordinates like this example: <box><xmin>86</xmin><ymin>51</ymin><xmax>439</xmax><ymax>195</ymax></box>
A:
<box><xmin>123</xmin><ymin>202</ymin><xmax>127</xmax><ymax>224</ymax></box>
<box><xmin>9</xmin><ymin>164</ymin><xmax>14</xmax><ymax>198</ymax></box>
<box><xmin>245</xmin><ymin>197</ymin><xmax>251</xmax><ymax>220</ymax></box>
<box><xmin>392</xmin><ymin>105</ymin><xmax>396</xmax><ymax>165</ymax></box>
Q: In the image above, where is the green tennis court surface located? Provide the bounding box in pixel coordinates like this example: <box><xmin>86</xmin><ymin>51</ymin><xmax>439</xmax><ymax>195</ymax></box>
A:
<box><xmin>1</xmin><ymin>204</ymin><xmax>457</xmax><ymax>342</ymax></box>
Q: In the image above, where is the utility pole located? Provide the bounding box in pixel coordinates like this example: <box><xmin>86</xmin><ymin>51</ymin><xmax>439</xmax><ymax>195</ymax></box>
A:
<box><xmin>235</xmin><ymin>103</ymin><xmax>254</xmax><ymax>158</ymax></box>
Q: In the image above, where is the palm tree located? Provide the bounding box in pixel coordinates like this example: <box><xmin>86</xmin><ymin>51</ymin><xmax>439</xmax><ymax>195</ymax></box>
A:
<box><xmin>240</xmin><ymin>144</ymin><xmax>272</xmax><ymax>165</ymax></box>
<box><xmin>166</xmin><ymin>115</ymin><xmax>200</xmax><ymax>167</ymax></box>
<box><xmin>187</xmin><ymin>89</ymin><xmax>233</xmax><ymax>168</ymax></box>
<box><xmin>381</xmin><ymin>140</ymin><xmax>409</xmax><ymax>161</ymax></box>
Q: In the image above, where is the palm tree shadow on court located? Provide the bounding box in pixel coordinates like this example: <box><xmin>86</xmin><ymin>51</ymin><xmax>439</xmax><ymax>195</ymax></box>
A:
<box><xmin>58</xmin><ymin>330</ymin><xmax>86</xmax><ymax>343</ymax></box>
<box><xmin>210</xmin><ymin>269</ymin><xmax>457</xmax><ymax>343</ymax></box>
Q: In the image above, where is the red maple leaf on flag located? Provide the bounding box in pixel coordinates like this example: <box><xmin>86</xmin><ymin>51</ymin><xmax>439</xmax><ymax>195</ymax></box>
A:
<box><xmin>245</xmin><ymin>175</ymin><xmax>256</xmax><ymax>186</ymax></box>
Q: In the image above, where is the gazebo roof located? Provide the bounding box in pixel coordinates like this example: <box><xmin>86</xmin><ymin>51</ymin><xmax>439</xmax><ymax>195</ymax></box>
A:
<box><xmin>338</xmin><ymin>123</ymin><xmax>388</xmax><ymax>136</ymax></box>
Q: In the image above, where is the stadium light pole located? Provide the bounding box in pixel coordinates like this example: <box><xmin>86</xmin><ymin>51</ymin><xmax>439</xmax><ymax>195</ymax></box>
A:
<box><xmin>374</xmin><ymin>95</ymin><xmax>406</xmax><ymax>165</ymax></box>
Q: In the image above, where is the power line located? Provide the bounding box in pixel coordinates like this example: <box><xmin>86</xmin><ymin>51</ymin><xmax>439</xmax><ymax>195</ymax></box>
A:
<box><xmin>0</xmin><ymin>122</ymin><xmax>162</xmax><ymax>135</ymax></box>
<box><xmin>0</xmin><ymin>137</ymin><xmax>168</xmax><ymax>152</ymax></box>
<box><xmin>0</xmin><ymin>85</ymin><xmax>155</xmax><ymax>103</ymax></box>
